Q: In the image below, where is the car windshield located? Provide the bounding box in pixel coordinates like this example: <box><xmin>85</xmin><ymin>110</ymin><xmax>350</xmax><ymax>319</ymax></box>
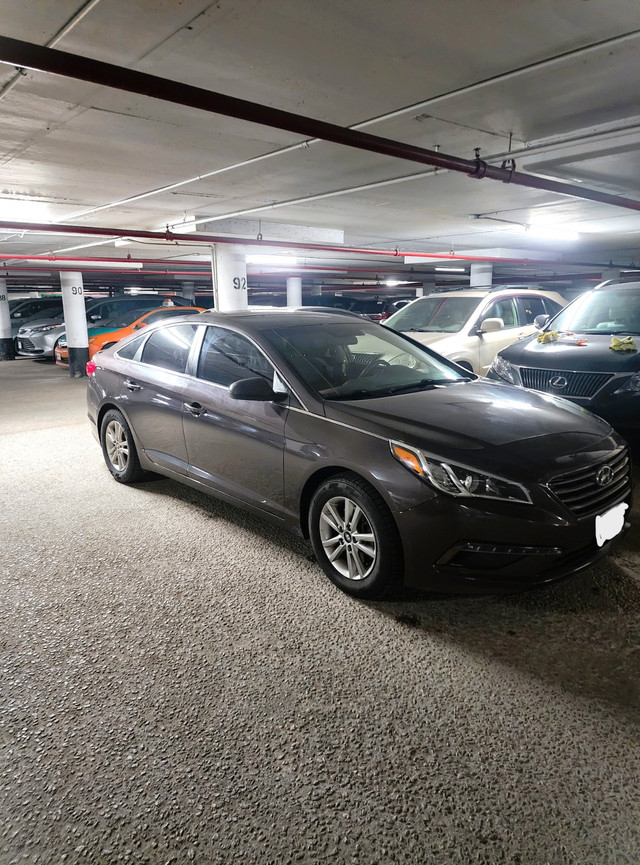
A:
<box><xmin>264</xmin><ymin>321</ymin><xmax>470</xmax><ymax>399</ymax></box>
<box><xmin>385</xmin><ymin>296</ymin><xmax>479</xmax><ymax>333</ymax></box>
<box><xmin>100</xmin><ymin>307</ymin><xmax>158</xmax><ymax>329</ymax></box>
<box><xmin>546</xmin><ymin>287</ymin><xmax>640</xmax><ymax>335</ymax></box>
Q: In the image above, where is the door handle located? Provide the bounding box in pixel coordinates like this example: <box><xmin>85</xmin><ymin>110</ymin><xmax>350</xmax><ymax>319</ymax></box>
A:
<box><xmin>185</xmin><ymin>401</ymin><xmax>206</xmax><ymax>416</ymax></box>
<box><xmin>123</xmin><ymin>378</ymin><xmax>142</xmax><ymax>391</ymax></box>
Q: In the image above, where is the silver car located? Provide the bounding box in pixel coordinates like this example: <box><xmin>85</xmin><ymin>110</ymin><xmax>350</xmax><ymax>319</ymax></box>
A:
<box><xmin>15</xmin><ymin>295</ymin><xmax>185</xmax><ymax>358</ymax></box>
<box><xmin>9</xmin><ymin>297</ymin><xmax>64</xmax><ymax>338</ymax></box>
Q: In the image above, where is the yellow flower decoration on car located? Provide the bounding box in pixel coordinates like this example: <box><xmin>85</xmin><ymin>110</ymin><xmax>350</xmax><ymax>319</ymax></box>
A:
<box><xmin>610</xmin><ymin>336</ymin><xmax>637</xmax><ymax>351</ymax></box>
<box><xmin>537</xmin><ymin>330</ymin><xmax>559</xmax><ymax>344</ymax></box>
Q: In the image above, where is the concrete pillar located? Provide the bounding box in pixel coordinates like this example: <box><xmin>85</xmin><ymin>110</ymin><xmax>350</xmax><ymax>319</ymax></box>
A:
<box><xmin>470</xmin><ymin>262</ymin><xmax>493</xmax><ymax>287</ymax></box>
<box><xmin>211</xmin><ymin>246</ymin><xmax>248</xmax><ymax>312</ymax></box>
<box><xmin>419</xmin><ymin>278</ymin><xmax>437</xmax><ymax>297</ymax></box>
<box><xmin>181</xmin><ymin>281</ymin><xmax>196</xmax><ymax>303</ymax></box>
<box><xmin>601</xmin><ymin>268</ymin><xmax>621</xmax><ymax>283</ymax></box>
<box><xmin>60</xmin><ymin>271</ymin><xmax>89</xmax><ymax>378</ymax></box>
<box><xmin>286</xmin><ymin>276</ymin><xmax>302</xmax><ymax>307</ymax></box>
<box><xmin>0</xmin><ymin>279</ymin><xmax>14</xmax><ymax>360</ymax></box>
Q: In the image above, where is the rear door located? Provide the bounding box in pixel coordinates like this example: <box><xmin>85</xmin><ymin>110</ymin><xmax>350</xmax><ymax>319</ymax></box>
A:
<box><xmin>119</xmin><ymin>323</ymin><xmax>199</xmax><ymax>475</ymax></box>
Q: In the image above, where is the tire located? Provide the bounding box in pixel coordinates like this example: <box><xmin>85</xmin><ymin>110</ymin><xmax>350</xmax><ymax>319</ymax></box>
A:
<box><xmin>100</xmin><ymin>409</ymin><xmax>145</xmax><ymax>484</ymax></box>
<box><xmin>309</xmin><ymin>473</ymin><xmax>403</xmax><ymax>599</ymax></box>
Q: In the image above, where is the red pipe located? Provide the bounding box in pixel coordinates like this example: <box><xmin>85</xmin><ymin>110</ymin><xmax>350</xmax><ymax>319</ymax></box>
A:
<box><xmin>0</xmin><ymin>224</ymin><xmax>626</xmax><ymax>270</ymax></box>
<box><xmin>0</xmin><ymin>35</ymin><xmax>639</xmax><ymax>214</ymax></box>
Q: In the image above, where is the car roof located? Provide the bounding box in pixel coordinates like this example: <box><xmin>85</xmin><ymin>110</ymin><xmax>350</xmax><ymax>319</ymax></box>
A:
<box><xmin>592</xmin><ymin>279</ymin><xmax>640</xmax><ymax>291</ymax></box>
<box><xmin>191</xmin><ymin>307</ymin><xmax>374</xmax><ymax>330</ymax></box>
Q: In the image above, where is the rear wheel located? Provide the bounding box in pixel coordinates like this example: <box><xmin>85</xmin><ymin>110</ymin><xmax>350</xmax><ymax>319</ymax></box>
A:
<box><xmin>309</xmin><ymin>473</ymin><xmax>403</xmax><ymax>599</ymax></box>
<box><xmin>100</xmin><ymin>409</ymin><xmax>145</xmax><ymax>483</ymax></box>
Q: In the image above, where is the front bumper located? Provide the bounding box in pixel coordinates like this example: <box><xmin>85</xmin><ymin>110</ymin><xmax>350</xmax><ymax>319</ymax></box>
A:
<box><xmin>15</xmin><ymin>332</ymin><xmax>57</xmax><ymax>357</ymax></box>
<box><xmin>396</xmin><ymin>490</ymin><xmax>631</xmax><ymax>594</ymax></box>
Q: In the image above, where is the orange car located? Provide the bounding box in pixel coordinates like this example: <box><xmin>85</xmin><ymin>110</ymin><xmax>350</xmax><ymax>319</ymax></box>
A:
<box><xmin>55</xmin><ymin>305</ymin><xmax>205</xmax><ymax>366</ymax></box>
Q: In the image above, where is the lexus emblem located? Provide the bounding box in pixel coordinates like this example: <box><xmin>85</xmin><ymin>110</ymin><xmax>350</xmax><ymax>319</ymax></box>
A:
<box><xmin>549</xmin><ymin>375</ymin><xmax>568</xmax><ymax>389</ymax></box>
<box><xmin>596</xmin><ymin>465</ymin><xmax>614</xmax><ymax>487</ymax></box>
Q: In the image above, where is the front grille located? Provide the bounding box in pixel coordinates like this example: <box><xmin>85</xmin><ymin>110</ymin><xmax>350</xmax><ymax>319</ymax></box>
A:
<box><xmin>520</xmin><ymin>367</ymin><xmax>613</xmax><ymax>398</ymax></box>
<box><xmin>16</xmin><ymin>338</ymin><xmax>38</xmax><ymax>352</ymax></box>
<box><xmin>547</xmin><ymin>447</ymin><xmax>631</xmax><ymax>518</ymax></box>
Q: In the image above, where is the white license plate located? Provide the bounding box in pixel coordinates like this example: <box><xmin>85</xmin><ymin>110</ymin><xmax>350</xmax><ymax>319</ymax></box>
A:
<box><xmin>55</xmin><ymin>351</ymin><xmax>61</xmax><ymax>361</ymax></box>
<box><xmin>16</xmin><ymin>340</ymin><xmax>22</xmax><ymax>349</ymax></box>
<box><xmin>595</xmin><ymin>502</ymin><xmax>628</xmax><ymax>547</ymax></box>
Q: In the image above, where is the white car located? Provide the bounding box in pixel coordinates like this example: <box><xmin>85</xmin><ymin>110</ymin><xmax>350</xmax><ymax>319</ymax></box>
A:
<box><xmin>383</xmin><ymin>287</ymin><xmax>567</xmax><ymax>374</ymax></box>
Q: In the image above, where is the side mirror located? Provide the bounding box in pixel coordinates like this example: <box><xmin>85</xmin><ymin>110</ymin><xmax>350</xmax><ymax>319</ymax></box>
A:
<box><xmin>479</xmin><ymin>317</ymin><xmax>504</xmax><ymax>334</ymax></box>
<box><xmin>534</xmin><ymin>314</ymin><xmax>550</xmax><ymax>330</ymax></box>
<box><xmin>229</xmin><ymin>376</ymin><xmax>287</xmax><ymax>402</ymax></box>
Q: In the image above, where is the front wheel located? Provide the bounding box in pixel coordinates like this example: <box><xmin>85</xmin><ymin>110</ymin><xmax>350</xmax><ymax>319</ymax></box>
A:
<box><xmin>100</xmin><ymin>409</ymin><xmax>145</xmax><ymax>484</ymax></box>
<box><xmin>309</xmin><ymin>473</ymin><xmax>403</xmax><ymax>599</ymax></box>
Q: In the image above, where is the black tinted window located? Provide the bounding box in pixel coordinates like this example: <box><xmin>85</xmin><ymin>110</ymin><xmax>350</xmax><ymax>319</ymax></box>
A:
<box><xmin>517</xmin><ymin>295</ymin><xmax>547</xmax><ymax>325</ymax></box>
<box><xmin>197</xmin><ymin>326</ymin><xmax>273</xmax><ymax>386</ymax></box>
<box><xmin>140</xmin><ymin>324</ymin><xmax>197</xmax><ymax>372</ymax></box>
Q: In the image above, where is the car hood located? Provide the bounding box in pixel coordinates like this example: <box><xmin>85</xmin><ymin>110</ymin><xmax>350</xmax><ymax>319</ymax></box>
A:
<box><xmin>390</xmin><ymin>330</ymin><xmax>459</xmax><ymax>349</ymax></box>
<box><xmin>324</xmin><ymin>379</ymin><xmax>616</xmax><ymax>477</ymax></box>
<box><xmin>17</xmin><ymin>317</ymin><xmax>63</xmax><ymax>334</ymax></box>
<box><xmin>501</xmin><ymin>331</ymin><xmax>640</xmax><ymax>372</ymax></box>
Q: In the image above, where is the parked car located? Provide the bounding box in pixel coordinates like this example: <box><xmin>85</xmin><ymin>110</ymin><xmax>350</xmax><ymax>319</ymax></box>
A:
<box><xmin>487</xmin><ymin>279</ymin><xmax>640</xmax><ymax>434</ymax></box>
<box><xmin>383</xmin><ymin>287</ymin><xmax>566</xmax><ymax>374</ymax></box>
<box><xmin>54</xmin><ymin>305</ymin><xmax>205</xmax><ymax>366</ymax></box>
<box><xmin>15</xmin><ymin>294</ymin><xmax>188</xmax><ymax>359</ymax></box>
<box><xmin>303</xmin><ymin>294</ymin><xmax>415</xmax><ymax>321</ymax></box>
<box><xmin>9</xmin><ymin>296</ymin><xmax>64</xmax><ymax>337</ymax></box>
<box><xmin>87</xmin><ymin>308</ymin><xmax>631</xmax><ymax>600</ymax></box>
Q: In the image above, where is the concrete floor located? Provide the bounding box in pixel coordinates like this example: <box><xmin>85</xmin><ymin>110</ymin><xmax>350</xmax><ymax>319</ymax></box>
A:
<box><xmin>1</xmin><ymin>358</ymin><xmax>639</xmax><ymax>865</ymax></box>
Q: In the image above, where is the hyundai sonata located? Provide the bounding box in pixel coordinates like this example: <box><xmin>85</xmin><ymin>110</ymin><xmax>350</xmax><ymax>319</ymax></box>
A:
<box><xmin>87</xmin><ymin>309</ymin><xmax>632</xmax><ymax>598</ymax></box>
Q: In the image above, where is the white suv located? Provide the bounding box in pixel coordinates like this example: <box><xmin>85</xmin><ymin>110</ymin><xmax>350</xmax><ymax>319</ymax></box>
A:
<box><xmin>383</xmin><ymin>286</ymin><xmax>566</xmax><ymax>374</ymax></box>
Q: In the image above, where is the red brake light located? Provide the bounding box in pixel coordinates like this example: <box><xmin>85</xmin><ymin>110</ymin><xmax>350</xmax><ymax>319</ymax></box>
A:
<box><xmin>86</xmin><ymin>360</ymin><xmax>97</xmax><ymax>375</ymax></box>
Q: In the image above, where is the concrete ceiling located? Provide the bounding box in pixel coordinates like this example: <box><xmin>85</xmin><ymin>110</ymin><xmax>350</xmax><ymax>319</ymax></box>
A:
<box><xmin>1</xmin><ymin>0</ymin><xmax>640</xmax><ymax>298</ymax></box>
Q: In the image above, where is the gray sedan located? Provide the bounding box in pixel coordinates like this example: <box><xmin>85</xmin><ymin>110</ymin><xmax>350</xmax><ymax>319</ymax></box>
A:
<box><xmin>87</xmin><ymin>309</ymin><xmax>632</xmax><ymax>599</ymax></box>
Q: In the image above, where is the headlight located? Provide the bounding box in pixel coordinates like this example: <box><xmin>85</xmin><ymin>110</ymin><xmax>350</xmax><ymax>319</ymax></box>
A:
<box><xmin>617</xmin><ymin>371</ymin><xmax>640</xmax><ymax>393</ymax></box>
<box><xmin>391</xmin><ymin>441</ymin><xmax>531</xmax><ymax>504</ymax></box>
<box><xmin>29</xmin><ymin>323</ymin><xmax>59</xmax><ymax>333</ymax></box>
<box><xmin>58</xmin><ymin>338</ymin><xmax>67</xmax><ymax>348</ymax></box>
<box><xmin>488</xmin><ymin>354</ymin><xmax>519</xmax><ymax>384</ymax></box>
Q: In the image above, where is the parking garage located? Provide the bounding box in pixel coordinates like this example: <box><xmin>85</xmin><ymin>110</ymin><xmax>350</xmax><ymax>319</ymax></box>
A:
<box><xmin>2</xmin><ymin>4</ymin><xmax>640</xmax><ymax>864</ymax></box>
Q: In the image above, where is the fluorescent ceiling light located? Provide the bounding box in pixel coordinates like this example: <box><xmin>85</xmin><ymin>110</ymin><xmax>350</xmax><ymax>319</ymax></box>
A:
<box><xmin>246</xmin><ymin>254</ymin><xmax>299</xmax><ymax>266</ymax></box>
<box><xmin>435</xmin><ymin>266</ymin><xmax>466</xmax><ymax>272</ymax></box>
<box><xmin>0</xmin><ymin>197</ymin><xmax>52</xmax><ymax>222</ymax></box>
<box><xmin>22</xmin><ymin>259</ymin><xmax>144</xmax><ymax>270</ymax></box>
<box><xmin>172</xmin><ymin>219</ymin><xmax>198</xmax><ymax>234</ymax></box>
<box><xmin>526</xmin><ymin>225</ymin><xmax>580</xmax><ymax>242</ymax></box>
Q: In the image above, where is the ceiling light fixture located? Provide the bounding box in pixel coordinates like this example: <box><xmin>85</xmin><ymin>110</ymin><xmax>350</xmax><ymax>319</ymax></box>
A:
<box><xmin>21</xmin><ymin>258</ymin><xmax>144</xmax><ymax>269</ymax></box>
<box><xmin>435</xmin><ymin>266</ymin><xmax>466</xmax><ymax>272</ymax></box>
<box><xmin>245</xmin><ymin>254</ymin><xmax>299</xmax><ymax>266</ymax></box>
<box><xmin>472</xmin><ymin>214</ymin><xmax>579</xmax><ymax>241</ymax></box>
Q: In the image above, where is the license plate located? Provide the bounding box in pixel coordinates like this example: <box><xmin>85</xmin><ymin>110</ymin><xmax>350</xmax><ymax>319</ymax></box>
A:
<box><xmin>16</xmin><ymin>340</ymin><xmax>22</xmax><ymax>349</ymax></box>
<box><xmin>595</xmin><ymin>502</ymin><xmax>628</xmax><ymax>547</ymax></box>
<box><xmin>55</xmin><ymin>351</ymin><xmax>61</xmax><ymax>361</ymax></box>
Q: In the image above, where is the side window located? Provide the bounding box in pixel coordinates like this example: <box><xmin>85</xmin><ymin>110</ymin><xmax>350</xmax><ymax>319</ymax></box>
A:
<box><xmin>482</xmin><ymin>298</ymin><xmax>517</xmax><ymax>329</ymax></box>
<box><xmin>197</xmin><ymin>326</ymin><xmax>274</xmax><ymax>387</ymax></box>
<box><xmin>140</xmin><ymin>324</ymin><xmax>197</xmax><ymax>373</ymax></box>
<box><xmin>517</xmin><ymin>295</ymin><xmax>547</xmax><ymax>325</ymax></box>
<box><xmin>116</xmin><ymin>334</ymin><xmax>146</xmax><ymax>360</ymax></box>
<box><xmin>542</xmin><ymin>298</ymin><xmax>563</xmax><ymax>317</ymax></box>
